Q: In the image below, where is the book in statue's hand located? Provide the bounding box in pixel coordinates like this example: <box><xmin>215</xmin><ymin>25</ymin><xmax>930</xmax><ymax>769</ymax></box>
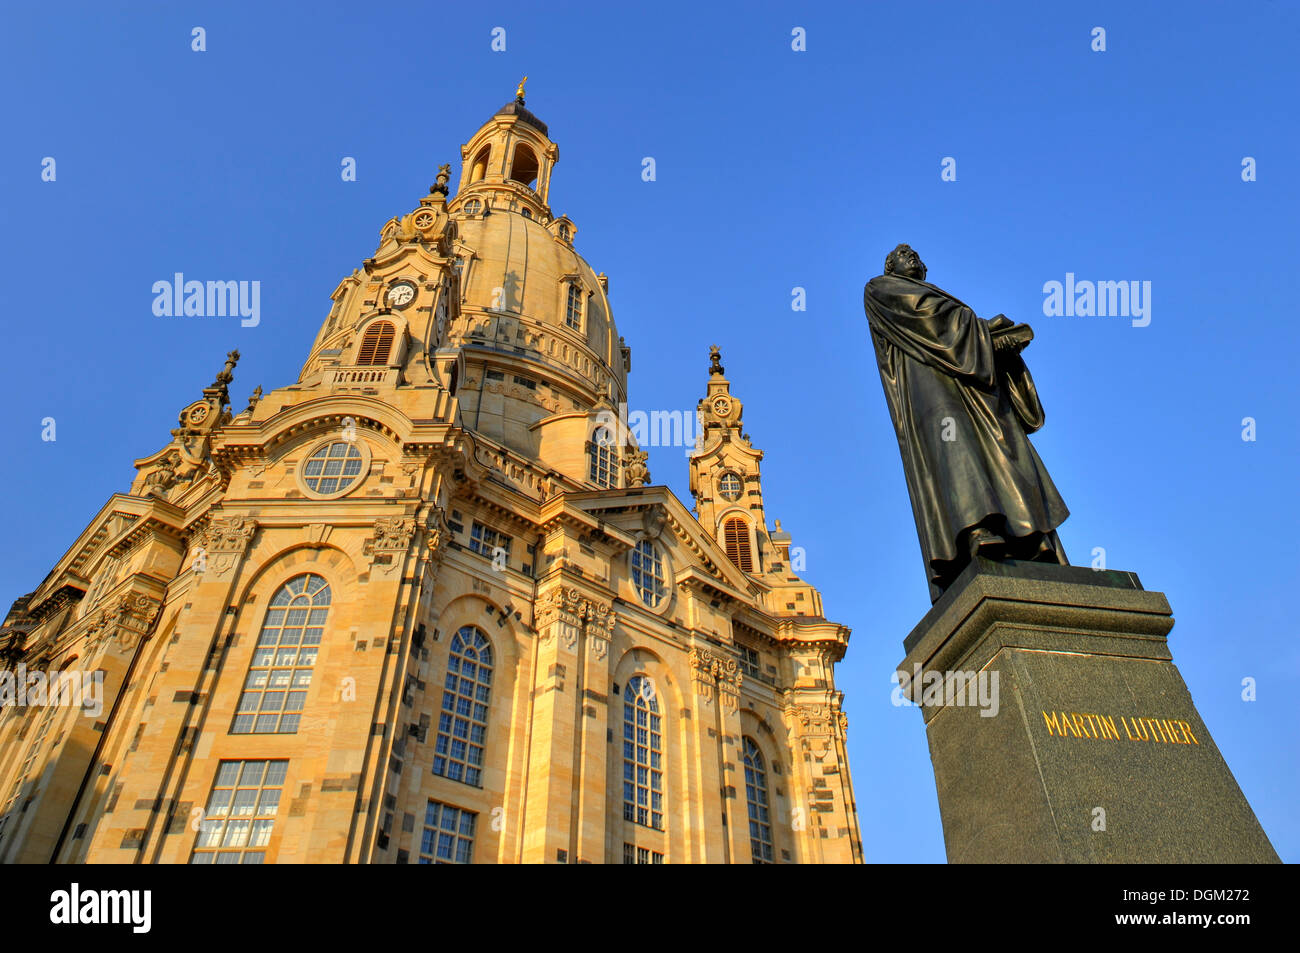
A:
<box><xmin>991</xmin><ymin>322</ymin><xmax>1033</xmax><ymax>353</ymax></box>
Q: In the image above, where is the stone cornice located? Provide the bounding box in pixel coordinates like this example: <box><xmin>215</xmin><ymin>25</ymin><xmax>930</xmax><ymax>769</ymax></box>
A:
<box><xmin>24</xmin><ymin>495</ymin><xmax>186</xmax><ymax>619</ymax></box>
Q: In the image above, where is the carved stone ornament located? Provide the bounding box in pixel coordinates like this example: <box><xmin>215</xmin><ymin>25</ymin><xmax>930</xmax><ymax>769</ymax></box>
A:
<box><xmin>791</xmin><ymin>704</ymin><xmax>836</xmax><ymax>736</ymax></box>
<box><xmin>135</xmin><ymin>351</ymin><xmax>242</xmax><ymax>497</ymax></box>
<box><xmin>369</xmin><ymin>516</ymin><xmax>416</xmax><ymax>553</ymax></box>
<box><xmin>624</xmin><ymin>450</ymin><xmax>651</xmax><ymax>489</ymax></box>
<box><xmin>787</xmin><ymin>703</ymin><xmax>847</xmax><ymax>762</ymax></box>
<box><xmin>86</xmin><ymin>592</ymin><xmax>162</xmax><ymax>655</ymax></box>
<box><xmin>366</xmin><ymin>516</ymin><xmax>416</xmax><ymax>578</ymax></box>
<box><xmin>197</xmin><ymin>516</ymin><xmax>259</xmax><ymax>554</ymax></box>
<box><xmin>641</xmin><ymin>505</ymin><xmax>666</xmax><ymax>540</ymax></box>
<box><xmin>424</xmin><ymin>505</ymin><xmax>451</xmax><ymax>563</ymax></box>
<box><xmin>535</xmin><ymin>586</ymin><xmax>616</xmax><ymax>658</ymax></box>
<box><xmin>584</xmin><ymin>600</ymin><xmax>616</xmax><ymax>661</ymax></box>
<box><xmin>689</xmin><ymin>647</ymin><xmax>743</xmax><ymax>712</ymax></box>
<box><xmin>190</xmin><ymin>516</ymin><xmax>258</xmax><ymax>581</ymax></box>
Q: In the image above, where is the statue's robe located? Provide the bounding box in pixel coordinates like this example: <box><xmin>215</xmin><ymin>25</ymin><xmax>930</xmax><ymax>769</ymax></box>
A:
<box><xmin>864</xmin><ymin>273</ymin><xmax>1069</xmax><ymax>600</ymax></box>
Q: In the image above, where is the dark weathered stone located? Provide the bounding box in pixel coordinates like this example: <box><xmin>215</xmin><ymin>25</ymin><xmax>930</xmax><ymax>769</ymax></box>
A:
<box><xmin>897</xmin><ymin>558</ymin><xmax>1279</xmax><ymax>863</ymax></box>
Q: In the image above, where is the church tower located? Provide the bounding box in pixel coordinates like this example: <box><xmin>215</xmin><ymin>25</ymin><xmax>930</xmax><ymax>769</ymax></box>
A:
<box><xmin>0</xmin><ymin>88</ymin><xmax>861</xmax><ymax>864</ymax></box>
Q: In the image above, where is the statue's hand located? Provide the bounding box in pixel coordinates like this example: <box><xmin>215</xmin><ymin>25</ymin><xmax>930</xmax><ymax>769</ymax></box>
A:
<box><xmin>992</xmin><ymin>323</ymin><xmax>1034</xmax><ymax>354</ymax></box>
<box><xmin>987</xmin><ymin>314</ymin><xmax>1013</xmax><ymax>331</ymax></box>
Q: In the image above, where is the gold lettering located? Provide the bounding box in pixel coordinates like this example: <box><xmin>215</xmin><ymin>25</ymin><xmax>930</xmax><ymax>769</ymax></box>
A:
<box><xmin>1042</xmin><ymin>710</ymin><xmax>1199</xmax><ymax>745</ymax></box>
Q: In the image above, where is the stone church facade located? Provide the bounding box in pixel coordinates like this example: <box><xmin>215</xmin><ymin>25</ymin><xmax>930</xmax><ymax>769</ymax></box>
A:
<box><xmin>0</xmin><ymin>94</ymin><xmax>862</xmax><ymax>864</ymax></box>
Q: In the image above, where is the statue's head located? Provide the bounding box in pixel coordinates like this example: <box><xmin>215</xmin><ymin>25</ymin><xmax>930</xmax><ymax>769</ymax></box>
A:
<box><xmin>885</xmin><ymin>244</ymin><xmax>927</xmax><ymax>280</ymax></box>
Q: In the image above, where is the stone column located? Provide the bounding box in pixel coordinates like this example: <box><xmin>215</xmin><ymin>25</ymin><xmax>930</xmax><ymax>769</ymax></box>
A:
<box><xmin>687</xmin><ymin>646</ymin><xmax>743</xmax><ymax>863</ymax></box>
<box><xmin>573</xmin><ymin>599</ymin><xmax>615</xmax><ymax>863</ymax></box>
<box><xmin>519</xmin><ymin>586</ymin><xmax>584</xmax><ymax>863</ymax></box>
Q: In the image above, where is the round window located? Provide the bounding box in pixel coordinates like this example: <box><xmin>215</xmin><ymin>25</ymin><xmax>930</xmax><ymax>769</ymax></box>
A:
<box><xmin>463</xmin><ymin>199</ymin><xmax>482</xmax><ymax>215</ymax></box>
<box><xmin>302</xmin><ymin>441</ymin><xmax>365</xmax><ymax>496</ymax></box>
<box><xmin>717</xmin><ymin>471</ymin><xmax>743</xmax><ymax>501</ymax></box>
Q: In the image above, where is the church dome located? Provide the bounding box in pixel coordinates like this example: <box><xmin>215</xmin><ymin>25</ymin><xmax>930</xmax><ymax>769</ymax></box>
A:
<box><xmin>444</xmin><ymin>95</ymin><xmax>629</xmax><ymax>469</ymax></box>
<box><xmin>491</xmin><ymin>100</ymin><xmax>548</xmax><ymax>136</ymax></box>
<box><xmin>452</xmin><ymin>208</ymin><xmax>622</xmax><ymax>399</ymax></box>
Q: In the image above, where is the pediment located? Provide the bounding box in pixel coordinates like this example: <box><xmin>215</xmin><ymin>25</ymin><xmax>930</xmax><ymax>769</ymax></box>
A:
<box><xmin>564</xmin><ymin>487</ymin><xmax>760</xmax><ymax>602</ymax></box>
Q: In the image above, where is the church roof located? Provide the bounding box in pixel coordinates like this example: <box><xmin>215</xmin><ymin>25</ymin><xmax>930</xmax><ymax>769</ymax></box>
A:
<box><xmin>493</xmin><ymin>99</ymin><xmax>548</xmax><ymax>136</ymax></box>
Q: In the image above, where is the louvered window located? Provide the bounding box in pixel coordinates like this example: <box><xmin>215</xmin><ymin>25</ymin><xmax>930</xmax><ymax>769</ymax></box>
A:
<box><xmin>357</xmin><ymin>322</ymin><xmax>396</xmax><ymax>366</ymax></box>
<box><xmin>723</xmin><ymin>518</ymin><xmax>753</xmax><ymax>572</ymax></box>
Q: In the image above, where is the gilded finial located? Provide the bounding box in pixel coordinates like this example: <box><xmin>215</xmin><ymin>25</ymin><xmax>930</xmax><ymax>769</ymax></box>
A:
<box><xmin>515</xmin><ymin>76</ymin><xmax>528</xmax><ymax>104</ymax></box>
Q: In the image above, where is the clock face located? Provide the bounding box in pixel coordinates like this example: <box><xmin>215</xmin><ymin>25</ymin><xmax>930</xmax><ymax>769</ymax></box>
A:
<box><xmin>712</xmin><ymin>396</ymin><xmax>732</xmax><ymax>417</ymax></box>
<box><xmin>386</xmin><ymin>282</ymin><xmax>417</xmax><ymax>309</ymax></box>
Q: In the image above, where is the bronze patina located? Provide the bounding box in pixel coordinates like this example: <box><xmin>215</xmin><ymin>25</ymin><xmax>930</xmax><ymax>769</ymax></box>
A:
<box><xmin>865</xmin><ymin>244</ymin><xmax>1069</xmax><ymax>601</ymax></box>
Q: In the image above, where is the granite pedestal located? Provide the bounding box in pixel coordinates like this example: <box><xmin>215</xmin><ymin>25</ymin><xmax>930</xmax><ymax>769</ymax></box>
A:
<box><xmin>897</xmin><ymin>558</ymin><xmax>1279</xmax><ymax>863</ymax></box>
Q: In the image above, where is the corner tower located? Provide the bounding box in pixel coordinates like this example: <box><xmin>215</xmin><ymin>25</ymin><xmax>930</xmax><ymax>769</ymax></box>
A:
<box><xmin>690</xmin><ymin>347</ymin><xmax>823</xmax><ymax>617</ymax></box>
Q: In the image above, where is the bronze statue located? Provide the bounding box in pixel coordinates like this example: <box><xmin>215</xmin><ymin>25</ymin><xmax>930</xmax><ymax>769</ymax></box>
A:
<box><xmin>864</xmin><ymin>244</ymin><xmax>1069</xmax><ymax>601</ymax></box>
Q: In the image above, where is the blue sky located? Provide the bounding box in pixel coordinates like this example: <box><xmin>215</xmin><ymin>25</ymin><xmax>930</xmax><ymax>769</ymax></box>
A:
<box><xmin>2</xmin><ymin>1</ymin><xmax>1296</xmax><ymax>863</ymax></box>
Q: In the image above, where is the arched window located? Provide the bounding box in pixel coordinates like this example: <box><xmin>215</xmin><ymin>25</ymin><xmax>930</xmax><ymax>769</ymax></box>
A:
<box><xmin>434</xmin><ymin>626</ymin><xmax>493</xmax><ymax>787</ymax></box>
<box><xmin>723</xmin><ymin>517</ymin><xmax>754</xmax><ymax>572</ymax></box>
<box><xmin>469</xmin><ymin>146</ymin><xmax>491</xmax><ymax>184</ymax></box>
<box><xmin>509</xmin><ymin>144</ymin><xmax>539</xmax><ymax>188</ymax></box>
<box><xmin>232</xmin><ymin>574</ymin><xmax>330</xmax><ymax>734</ymax></box>
<box><xmin>623</xmin><ymin>676</ymin><xmax>663</xmax><ymax>830</ymax></box>
<box><xmin>565</xmin><ymin>283</ymin><xmax>583</xmax><ymax>331</ymax></box>
<box><xmin>743</xmin><ymin>737</ymin><xmax>774</xmax><ymax>863</ymax></box>
<box><xmin>356</xmin><ymin>321</ymin><xmax>395</xmax><ymax>366</ymax></box>
<box><xmin>589</xmin><ymin>436</ymin><xmax>618</xmax><ymax>489</ymax></box>
<box><xmin>631</xmin><ymin>540</ymin><xmax>666</xmax><ymax>608</ymax></box>
<box><xmin>558</xmin><ymin>223</ymin><xmax>570</xmax><ymax>242</ymax></box>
